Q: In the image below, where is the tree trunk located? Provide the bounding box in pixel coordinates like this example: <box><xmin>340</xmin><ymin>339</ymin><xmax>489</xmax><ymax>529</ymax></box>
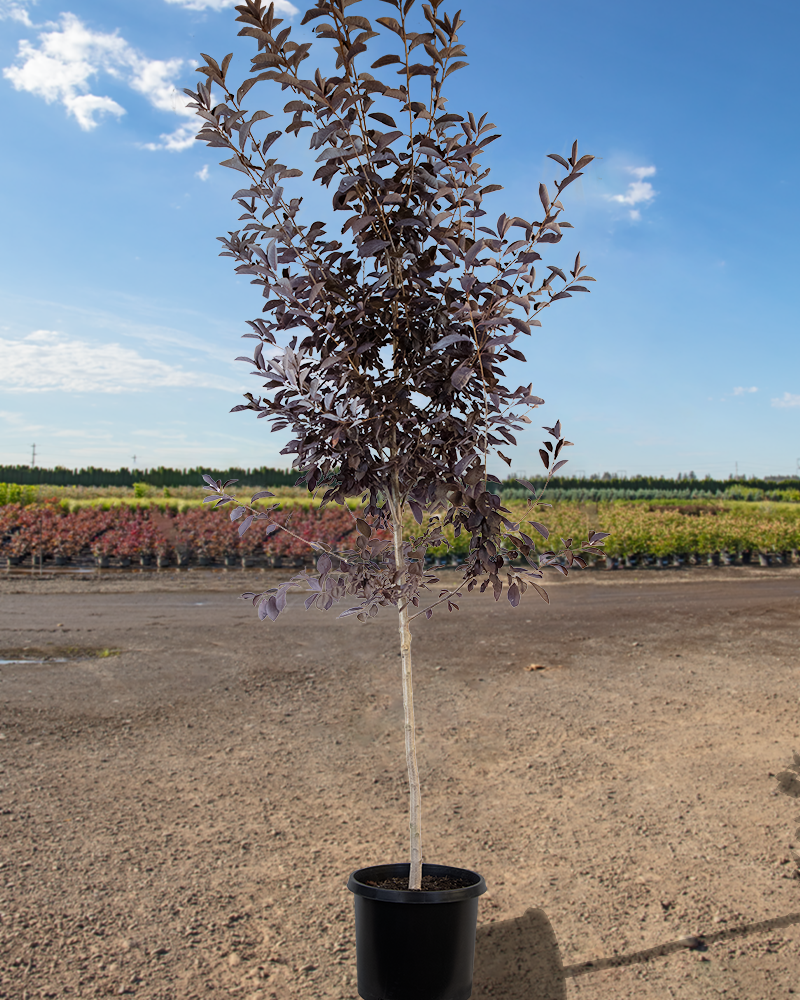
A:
<box><xmin>390</xmin><ymin>501</ymin><xmax>422</xmax><ymax>890</ymax></box>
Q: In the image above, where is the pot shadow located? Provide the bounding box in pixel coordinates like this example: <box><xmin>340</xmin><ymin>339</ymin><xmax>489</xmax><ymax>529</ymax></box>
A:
<box><xmin>472</xmin><ymin>909</ymin><xmax>564</xmax><ymax>1000</ymax></box>
<box><xmin>472</xmin><ymin>907</ymin><xmax>800</xmax><ymax>998</ymax></box>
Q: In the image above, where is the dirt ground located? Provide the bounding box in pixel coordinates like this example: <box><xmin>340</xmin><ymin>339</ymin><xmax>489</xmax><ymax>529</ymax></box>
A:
<box><xmin>1</xmin><ymin>564</ymin><xmax>799</xmax><ymax>1000</ymax></box>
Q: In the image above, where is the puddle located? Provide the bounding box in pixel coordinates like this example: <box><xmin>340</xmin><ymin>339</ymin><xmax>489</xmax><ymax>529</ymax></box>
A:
<box><xmin>0</xmin><ymin>658</ymin><xmax>69</xmax><ymax>665</ymax></box>
<box><xmin>0</xmin><ymin>647</ymin><xmax>120</xmax><ymax>663</ymax></box>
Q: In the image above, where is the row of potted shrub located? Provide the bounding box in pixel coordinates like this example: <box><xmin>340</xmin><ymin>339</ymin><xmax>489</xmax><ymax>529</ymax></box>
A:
<box><xmin>0</xmin><ymin>502</ymin><xmax>359</xmax><ymax>568</ymax></box>
<box><xmin>3</xmin><ymin>500</ymin><xmax>800</xmax><ymax>569</ymax></box>
<box><xmin>503</xmin><ymin>500</ymin><xmax>800</xmax><ymax>562</ymax></box>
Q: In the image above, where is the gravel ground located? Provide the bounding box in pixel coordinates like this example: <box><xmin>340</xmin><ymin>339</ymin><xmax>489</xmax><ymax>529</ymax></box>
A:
<box><xmin>1</xmin><ymin>565</ymin><xmax>799</xmax><ymax>999</ymax></box>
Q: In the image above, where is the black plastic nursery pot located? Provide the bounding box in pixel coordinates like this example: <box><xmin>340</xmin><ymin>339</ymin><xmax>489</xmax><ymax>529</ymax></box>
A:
<box><xmin>347</xmin><ymin>863</ymin><xmax>487</xmax><ymax>1000</ymax></box>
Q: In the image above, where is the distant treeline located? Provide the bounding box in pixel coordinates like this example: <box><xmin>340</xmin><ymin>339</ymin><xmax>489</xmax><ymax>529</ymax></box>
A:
<box><xmin>0</xmin><ymin>465</ymin><xmax>298</xmax><ymax>488</ymax></box>
<box><xmin>499</xmin><ymin>475</ymin><xmax>800</xmax><ymax>496</ymax></box>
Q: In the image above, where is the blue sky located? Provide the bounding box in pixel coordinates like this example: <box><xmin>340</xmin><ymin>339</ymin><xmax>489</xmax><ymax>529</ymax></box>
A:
<box><xmin>1</xmin><ymin>0</ymin><xmax>798</xmax><ymax>480</ymax></box>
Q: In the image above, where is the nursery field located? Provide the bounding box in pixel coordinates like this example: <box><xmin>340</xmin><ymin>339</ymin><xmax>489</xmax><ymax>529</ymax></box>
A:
<box><xmin>2</xmin><ymin>496</ymin><xmax>800</xmax><ymax>570</ymax></box>
<box><xmin>0</xmin><ymin>568</ymin><xmax>798</xmax><ymax>1000</ymax></box>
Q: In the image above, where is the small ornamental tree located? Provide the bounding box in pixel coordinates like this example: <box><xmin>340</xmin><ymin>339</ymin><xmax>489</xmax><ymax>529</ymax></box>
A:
<box><xmin>187</xmin><ymin>0</ymin><xmax>608</xmax><ymax>890</ymax></box>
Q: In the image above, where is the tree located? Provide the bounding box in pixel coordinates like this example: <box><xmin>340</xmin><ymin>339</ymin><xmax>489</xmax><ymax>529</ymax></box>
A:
<box><xmin>187</xmin><ymin>0</ymin><xmax>608</xmax><ymax>889</ymax></box>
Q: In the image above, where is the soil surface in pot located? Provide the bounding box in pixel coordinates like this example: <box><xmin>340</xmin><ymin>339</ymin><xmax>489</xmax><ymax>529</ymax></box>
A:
<box><xmin>1</xmin><ymin>565</ymin><xmax>799</xmax><ymax>1000</ymax></box>
<box><xmin>362</xmin><ymin>874</ymin><xmax>472</xmax><ymax>891</ymax></box>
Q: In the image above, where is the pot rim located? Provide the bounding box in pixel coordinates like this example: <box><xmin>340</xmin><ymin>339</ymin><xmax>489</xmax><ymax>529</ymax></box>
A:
<box><xmin>348</xmin><ymin>862</ymin><xmax>486</xmax><ymax>904</ymax></box>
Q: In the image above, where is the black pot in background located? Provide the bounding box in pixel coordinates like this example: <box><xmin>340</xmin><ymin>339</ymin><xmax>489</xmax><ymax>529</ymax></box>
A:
<box><xmin>348</xmin><ymin>863</ymin><xmax>486</xmax><ymax>1000</ymax></box>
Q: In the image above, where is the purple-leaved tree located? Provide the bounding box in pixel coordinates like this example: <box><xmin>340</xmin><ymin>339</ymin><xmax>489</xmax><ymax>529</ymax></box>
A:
<box><xmin>187</xmin><ymin>0</ymin><xmax>608</xmax><ymax>890</ymax></box>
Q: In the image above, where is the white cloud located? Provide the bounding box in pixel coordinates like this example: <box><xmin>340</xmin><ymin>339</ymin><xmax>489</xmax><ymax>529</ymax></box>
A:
<box><xmin>164</xmin><ymin>0</ymin><xmax>298</xmax><ymax>12</ymax></box>
<box><xmin>0</xmin><ymin>409</ymin><xmax>43</xmax><ymax>430</ymax></box>
<box><xmin>0</xmin><ymin>0</ymin><xmax>36</xmax><ymax>26</ymax></box>
<box><xmin>606</xmin><ymin>165</ymin><xmax>657</xmax><ymax>221</ymax></box>
<box><xmin>772</xmin><ymin>392</ymin><xmax>800</xmax><ymax>409</ymax></box>
<box><xmin>733</xmin><ymin>386</ymin><xmax>758</xmax><ymax>395</ymax></box>
<box><xmin>0</xmin><ymin>330</ymin><xmax>235</xmax><ymax>393</ymax></box>
<box><xmin>2</xmin><ymin>12</ymin><xmax>197</xmax><ymax>146</ymax></box>
<box><xmin>131</xmin><ymin>55</ymin><xmax>198</xmax><ymax>151</ymax></box>
<box><xmin>196</xmin><ymin>164</ymin><xmax>210</xmax><ymax>181</ymax></box>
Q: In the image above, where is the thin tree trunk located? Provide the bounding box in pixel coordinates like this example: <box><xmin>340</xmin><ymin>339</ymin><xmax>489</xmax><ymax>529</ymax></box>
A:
<box><xmin>390</xmin><ymin>499</ymin><xmax>422</xmax><ymax>890</ymax></box>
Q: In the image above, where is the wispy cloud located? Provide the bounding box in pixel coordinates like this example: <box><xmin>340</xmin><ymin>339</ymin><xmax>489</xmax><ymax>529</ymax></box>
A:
<box><xmin>0</xmin><ymin>0</ymin><xmax>35</xmax><ymax>26</ymax></box>
<box><xmin>164</xmin><ymin>0</ymin><xmax>297</xmax><ymax>12</ymax></box>
<box><xmin>0</xmin><ymin>330</ymin><xmax>238</xmax><ymax>393</ymax></box>
<box><xmin>772</xmin><ymin>392</ymin><xmax>800</xmax><ymax>409</ymax></box>
<box><xmin>606</xmin><ymin>165</ymin><xmax>657</xmax><ymax>221</ymax></box>
<box><xmin>2</xmin><ymin>12</ymin><xmax>196</xmax><ymax>147</ymax></box>
<box><xmin>733</xmin><ymin>386</ymin><xmax>758</xmax><ymax>396</ymax></box>
<box><xmin>0</xmin><ymin>291</ymin><xmax>244</xmax><ymax>366</ymax></box>
<box><xmin>0</xmin><ymin>409</ymin><xmax>44</xmax><ymax>432</ymax></box>
<box><xmin>196</xmin><ymin>164</ymin><xmax>209</xmax><ymax>181</ymax></box>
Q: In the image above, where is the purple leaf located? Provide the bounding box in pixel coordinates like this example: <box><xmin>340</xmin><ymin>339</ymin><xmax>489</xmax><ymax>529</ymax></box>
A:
<box><xmin>464</xmin><ymin>239</ymin><xmax>486</xmax><ymax>268</ymax></box>
<box><xmin>531</xmin><ymin>583</ymin><xmax>550</xmax><ymax>604</ymax></box>
<box><xmin>251</xmin><ymin>490</ymin><xmax>275</xmax><ymax>501</ymax></box>
<box><xmin>238</xmin><ymin>515</ymin><xmax>254</xmax><ymax>536</ymax></box>
<box><xmin>359</xmin><ymin>239</ymin><xmax>390</xmax><ymax>257</ymax></box>
<box><xmin>432</xmin><ymin>333</ymin><xmax>472</xmax><ymax>350</ymax></box>
<box><xmin>451</xmin><ymin>366</ymin><xmax>473</xmax><ymax>390</ymax></box>
<box><xmin>230</xmin><ymin>507</ymin><xmax>246</xmax><ymax>521</ymax></box>
<box><xmin>508</xmin><ymin>317</ymin><xmax>531</xmax><ymax>335</ymax></box>
<box><xmin>539</xmin><ymin>183</ymin><xmax>550</xmax><ymax>213</ymax></box>
<box><xmin>454</xmin><ymin>453</ymin><xmax>477</xmax><ymax>476</ymax></box>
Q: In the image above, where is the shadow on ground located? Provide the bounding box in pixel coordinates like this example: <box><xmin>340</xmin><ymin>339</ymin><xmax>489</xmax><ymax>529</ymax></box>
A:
<box><xmin>472</xmin><ymin>907</ymin><xmax>800</xmax><ymax>998</ymax></box>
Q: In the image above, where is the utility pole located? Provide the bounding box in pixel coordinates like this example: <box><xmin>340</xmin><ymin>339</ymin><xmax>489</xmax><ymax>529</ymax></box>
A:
<box><xmin>30</xmin><ymin>444</ymin><xmax>36</xmax><ymax>467</ymax></box>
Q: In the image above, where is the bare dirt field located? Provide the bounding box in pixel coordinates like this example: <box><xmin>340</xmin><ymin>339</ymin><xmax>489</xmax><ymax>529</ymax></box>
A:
<box><xmin>1</xmin><ymin>565</ymin><xmax>799</xmax><ymax>1000</ymax></box>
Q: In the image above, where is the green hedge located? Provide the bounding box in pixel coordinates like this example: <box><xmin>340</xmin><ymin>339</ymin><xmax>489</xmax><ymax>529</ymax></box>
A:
<box><xmin>0</xmin><ymin>464</ymin><xmax>298</xmax><ymax>488</ymax></box>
